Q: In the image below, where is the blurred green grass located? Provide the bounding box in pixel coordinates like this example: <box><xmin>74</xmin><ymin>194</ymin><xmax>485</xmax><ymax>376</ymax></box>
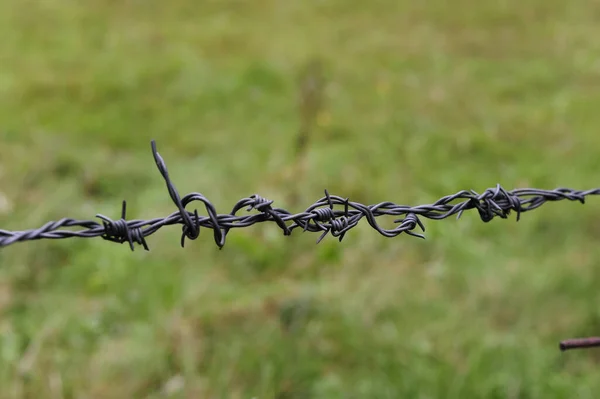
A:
<box><xmin>1</xmin><ymin>0</ymin><xmax>600</xmax><ymax>397</ymax></box>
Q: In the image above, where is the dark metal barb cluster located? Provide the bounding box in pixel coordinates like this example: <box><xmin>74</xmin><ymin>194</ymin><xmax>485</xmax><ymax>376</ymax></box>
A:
<box><xmin>1</xmin><ymin>139</ymin><xmax>599</xmax><ymax>353</ymax></box>
<box><xmin>1</xmin><ymin>140</ymin><xmax>599</xmax><ymax>252</ymax></box>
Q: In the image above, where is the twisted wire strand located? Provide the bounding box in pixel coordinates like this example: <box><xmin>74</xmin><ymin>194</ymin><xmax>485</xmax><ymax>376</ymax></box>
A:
<box><xmin>1</xmin><ymin>139</ymin><xmax>599</xmax><ymax>351</ymax></box>
<box><xmin>1</xmin><ymin>140</ymin><xmax>599</xmax><ymax>251</ymax></box>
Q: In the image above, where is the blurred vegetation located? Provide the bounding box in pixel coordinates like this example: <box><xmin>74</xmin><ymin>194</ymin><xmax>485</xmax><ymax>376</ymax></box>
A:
<box><xmin>1</xmin><ymin>0</ymin><xmax>600</xmax><ymax>397</ymax></box>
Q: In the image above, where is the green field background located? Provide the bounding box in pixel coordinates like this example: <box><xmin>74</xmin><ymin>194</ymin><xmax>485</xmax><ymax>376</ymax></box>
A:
<box><xmin>1</xmin><ymin>1</ymin><xmax>600</xmax><ymax>398</ymax></box>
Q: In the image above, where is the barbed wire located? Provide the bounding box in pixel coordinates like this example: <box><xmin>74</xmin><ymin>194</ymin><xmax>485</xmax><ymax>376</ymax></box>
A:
<box><xmin>1</xmin><ymin>139</ymin><xmax>599</xmax><ymax>352</ymax></box>
<box><xmin>0</xmin><ymin>140</ymin><xmax>600</xmax><ymax>251</ymax></box>
<box><xmin>1</xmin><ymin>140</ymin><xmax>599</xmax><ymax>251</ymax></box>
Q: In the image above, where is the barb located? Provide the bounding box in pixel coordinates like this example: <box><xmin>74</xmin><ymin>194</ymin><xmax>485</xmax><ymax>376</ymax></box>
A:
<box><xmin>1</xmin><ymin>140</ymin><xmax>599</xmax><ymax>251</ymax></box>
<box><xmin>1</xmin><ymin>140</ymin><xmax>599</xmax><ymax>353</ymax></box>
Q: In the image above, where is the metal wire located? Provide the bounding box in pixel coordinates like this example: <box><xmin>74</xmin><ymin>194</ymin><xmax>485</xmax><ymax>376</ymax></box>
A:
<box><xmin>1</xmin><ymin>140</ymin><xmax>599</xmax><ymax>251</ymax></box>
<box><xmin>1</xmin><ymin>139</ymin><xmax>599</xmax><ymax>352</ymax></box>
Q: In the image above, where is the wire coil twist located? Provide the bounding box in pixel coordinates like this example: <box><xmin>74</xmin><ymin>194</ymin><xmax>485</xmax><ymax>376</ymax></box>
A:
<box><xmin>0</xmin><ymin>140</ymin><xmax>598</xmax><ymax>252</ymax></box>
<box><xmin>0</xmin><ymin>139</ymin><xmax>599</xmax><ymax>352</ymax></box>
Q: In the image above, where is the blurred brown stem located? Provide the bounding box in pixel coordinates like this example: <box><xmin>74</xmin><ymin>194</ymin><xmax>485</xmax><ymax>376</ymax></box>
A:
<box><xmin>287</xmin><ymin>59</ymin><xmax>325</xmax><ymax>207</ymax></box>
<box><xmin>560</xmin><ymin>336</ymin><xmax>600</xmax><ymax>351</ymax></box>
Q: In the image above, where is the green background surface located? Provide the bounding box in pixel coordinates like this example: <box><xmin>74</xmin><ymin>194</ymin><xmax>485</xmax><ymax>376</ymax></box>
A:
<box><xmin>1</xmin><ymin>1</ymin><xmax>600</xmax><ymax>397</ymax></box>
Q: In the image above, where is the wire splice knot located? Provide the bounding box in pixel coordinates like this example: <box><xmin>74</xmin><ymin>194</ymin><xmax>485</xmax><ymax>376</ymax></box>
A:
<box><xmin>394</xmin><ymin>212</ymin><xmax>425</xmax><ymax>239</ymax></box>
<box><xmin>97</xmin><ymin>200</ymin><xmax>148</xmax><ymax>251</ymax></box>
<box><xmin>249</xmin><ymin>194</ymin><xmax>291</xmax><ymax>236</ymax></box>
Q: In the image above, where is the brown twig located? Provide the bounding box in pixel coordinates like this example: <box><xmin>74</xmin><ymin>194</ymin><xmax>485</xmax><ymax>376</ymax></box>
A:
<box><xmin>559</xmin><ymin>337</ymin><xmax>600</xmax><ymax>351</ymax></box>
<box><xmin>286</xmin><ymin>58</ymin><xmax>326</xmax><ymax>207</ymax></box>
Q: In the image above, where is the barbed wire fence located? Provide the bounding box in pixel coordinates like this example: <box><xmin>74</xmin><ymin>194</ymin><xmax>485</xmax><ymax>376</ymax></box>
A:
<box><xmin>0</xmin><ymin>140</ymin><xmax>598</xmax><ymax>352</ymax></box>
